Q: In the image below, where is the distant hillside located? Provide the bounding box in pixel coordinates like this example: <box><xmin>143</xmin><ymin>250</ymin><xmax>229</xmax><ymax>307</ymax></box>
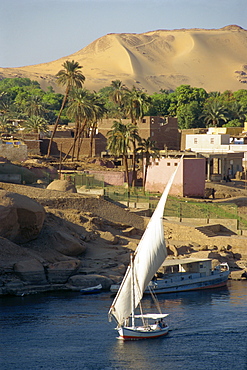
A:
<box><xmin>1</xmin><ymin>25</ymin><xmax>247</xmax><ymax>93</ymax></box>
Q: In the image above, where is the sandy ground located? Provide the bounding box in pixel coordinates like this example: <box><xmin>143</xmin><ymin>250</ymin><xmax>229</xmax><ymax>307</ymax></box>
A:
<box><xmin>0</xmin><ymin>25</ymin><xmax>246</xmax><ymax>93</ymax></box>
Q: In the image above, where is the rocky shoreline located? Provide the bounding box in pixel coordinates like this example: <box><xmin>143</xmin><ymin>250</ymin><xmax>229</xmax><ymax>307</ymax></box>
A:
<box><xmin>0</xmin><ymin>180</ymin><xmax>246</xmax><ymax>297</ymax></box>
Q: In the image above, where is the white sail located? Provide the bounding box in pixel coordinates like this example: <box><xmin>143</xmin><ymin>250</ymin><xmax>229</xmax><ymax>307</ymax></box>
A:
<box><xmin>109</xmin><ymin>159</ymin><xmax>182</xmax><ymax>326</ymax></box>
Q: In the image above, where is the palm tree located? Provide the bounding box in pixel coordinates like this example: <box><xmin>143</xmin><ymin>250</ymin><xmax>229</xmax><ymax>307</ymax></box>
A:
<box><xmin>66</xmin><ymin>88</ymin><xmax>95</xmax><ymax>161</ymax></box>
<box><xmin>136</xmin><ymin>137</ymin><xmax>159</xmax><ymax>191</ymax></box>
<box><xmin>129</xmin><ymin>125</ymin><xmax>141</xmax><ymax>187</ymax></box>
<box><xmin>107</xmin><ymin>121</ymin><xmax>138</xmax><ymax>191</ymax></box>
<box><xmin>24</xmin><ymin>115</ymin><xmax>49</xmax><ymax>134</ymax></box>
<box><xmin>229</xmin><ymin>101</ymin><xmax>247</xmax><ymax>124</ymax></box>
<box><xmin>109</xmin><ymin>80</ymin><xmax>127</xmax><ymax>118</ymax></box>
<box><xmin>88</xmin><ymin>94</ymin><xmax>107</xmax><ymax>157</ymax></box>
<box><xmin>0</xmin><ymin>115</ymin><xmax>17</xmax><ymax>134</ymax></box>
<box><xmin>121</xmin><ymin>86</ymin><xmax>150</xmax><ymax>185</ymax></box>
<box><xmin>25</xmin><ymin>95</ymin><xmax>45</xmax><ymax>117</ymax></box>
<box><xmin>47</xmin><ymin>60</ymin><xmax>85</xmax><ymax>157</ymax></box>
<box><xmin>123</xmin><ymin>86</ymin><xmax>151</xmax><ymax>124</ymax></box>
<box><xmin>201</xmin><ymin>100</ymin><xmax>228</xmax><ymax>127</ymax></box>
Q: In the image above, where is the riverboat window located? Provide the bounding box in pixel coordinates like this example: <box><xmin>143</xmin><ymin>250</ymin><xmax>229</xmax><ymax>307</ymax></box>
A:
<box><xmin>194</xmin><ymin>138</ymin><xmax>198</xmax><ymax>144</ymax></box>
<box><xmin>210</xmin><ymin>138</ymin><xmax>214</xmax><ymax>144</ymax></box>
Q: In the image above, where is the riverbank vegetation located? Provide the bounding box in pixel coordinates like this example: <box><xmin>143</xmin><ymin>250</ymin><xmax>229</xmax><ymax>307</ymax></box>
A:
<box><xmin>1</xmin><ymin>62</ymin><xmax>247</xmax><ymax>135</ymax></box>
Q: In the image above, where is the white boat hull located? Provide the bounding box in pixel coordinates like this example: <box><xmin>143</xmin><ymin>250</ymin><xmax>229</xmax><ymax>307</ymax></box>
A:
<box><xmin>151</xmin><ymin>270</ymin><xmax>230</xmax><ymax>294</ymax></box>
<box><xmin>111</xmin><ymin>270</ymin><xmax>230</xmax><ymax>294</ymax></box>
<box><xmin>117</xmin><ymin>325</ymin><xmax>169</xmax><ymax>340</ymax></box>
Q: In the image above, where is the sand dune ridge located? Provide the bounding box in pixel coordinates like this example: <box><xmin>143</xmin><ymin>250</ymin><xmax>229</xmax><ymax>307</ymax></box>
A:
<box><xmin>0</xmin><ymin>26</ymin><xmax>246</xmax><ymax>93</ymax></box>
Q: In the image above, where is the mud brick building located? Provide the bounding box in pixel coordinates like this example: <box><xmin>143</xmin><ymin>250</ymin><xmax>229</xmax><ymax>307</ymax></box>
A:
<box><xmin>40</xmin><ymin>116</ymin><xmax>180</xmax><ymax>158</ymax></box>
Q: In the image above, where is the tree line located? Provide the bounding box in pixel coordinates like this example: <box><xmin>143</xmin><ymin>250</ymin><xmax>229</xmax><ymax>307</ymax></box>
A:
<box><xmin>0</xmin><ymin>59</ymin><xmax>247</xmax><ymax>162</ymax></box>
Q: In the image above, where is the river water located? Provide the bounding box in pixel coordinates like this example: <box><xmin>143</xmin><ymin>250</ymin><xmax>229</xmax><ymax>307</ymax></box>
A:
<box><xmin>0</xmin><ymin>281</ymin><xmax>247</xmax><ymax>370</ymax></box>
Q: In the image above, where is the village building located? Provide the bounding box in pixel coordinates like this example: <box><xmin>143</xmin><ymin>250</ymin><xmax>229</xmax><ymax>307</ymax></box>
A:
<box><xmin>145</xmin><ymin>156</ymin><xmax>206</xmax><ymax>197</ymax></box>
<box><xmin>40</xmin><ymin>116</ymin><xmax>180</xmax><ymax>158</ymax></box>
<box><xmin>185</xmin><ymin>130</ymin><xmax>246</xmax><ymax>181</ymax></box>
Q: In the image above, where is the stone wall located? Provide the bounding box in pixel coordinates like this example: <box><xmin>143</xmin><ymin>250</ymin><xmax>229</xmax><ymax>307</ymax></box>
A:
<box><xmin>0</xmin><ymin>144</ymin><xmax>27</xmax><ymax>161</ymax></box>
<box><xmin>86</xmin><ymin>170</ymin><xmax>125</xmax><ymax>186</ymax></box>
<box><xmin>41</xmin><ymin>137</ymin><xmax>106</xmax><ymax>158</ymax></box>
<box><xmin>20</xmin><ymin>133</ymin><xmax>41</xmax><ymax>155</ymax></box>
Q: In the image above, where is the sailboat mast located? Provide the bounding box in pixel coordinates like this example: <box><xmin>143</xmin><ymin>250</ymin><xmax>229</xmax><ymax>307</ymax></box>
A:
<box><xmin>130</xmin><ymin>253</ymin><xmax>135</xmax><ymax>328</ymax></box>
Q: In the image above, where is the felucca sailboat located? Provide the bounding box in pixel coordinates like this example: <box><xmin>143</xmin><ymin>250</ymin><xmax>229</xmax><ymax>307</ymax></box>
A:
<box><xmin>108</xmin><ymin>159</ymin><xmax>182</xmax><ymax>340</ymax></box>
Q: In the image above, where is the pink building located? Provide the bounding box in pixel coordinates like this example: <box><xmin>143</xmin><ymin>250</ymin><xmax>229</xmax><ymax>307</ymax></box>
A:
<box><xmin>145</xmin><ymin>157</ymin><xmax>206</xmax><ymax>197</ymax></box>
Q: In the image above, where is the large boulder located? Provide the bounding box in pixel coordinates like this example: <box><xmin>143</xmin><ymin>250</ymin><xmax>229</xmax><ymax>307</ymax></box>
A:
<box><xmin>0</xmin><ymin>190</ymin><xmax>45</xmax><ymax>243</ymax></box>
<box><xmin>0</xmin><ymin>163</ymin><xmax>37</xmax><ymax>184</ymax></box>
<box><xmin>68</xmin><ymin>274</ymin><xmax>113</xmax><ymax>290</ymax></box>
<box><xmin>46</xmin><ymin>260</ymin><xmax>81</xmax><ymax>284</ymax></box>
<box><xmin>51</xmin><ymin>230</ymin><xmax>87</xmax><ymax>256</ymax></box>
<box><xmin>0</xmin><ymin>236</ymin><xmax>35</xmax><ymax>270</ymax></box>
<box><xmin>14</xmin><ymin>259</ymin><xmax>47</xmax><ymax>284</ymax></box>
<box><xmin>46</xmin><ymin>179</ymin><xmax>77</xmax><ymax>193</ymax></box>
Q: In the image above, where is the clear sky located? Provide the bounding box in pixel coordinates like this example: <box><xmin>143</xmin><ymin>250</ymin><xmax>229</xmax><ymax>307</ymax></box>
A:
<box><xmin>1</xmin><ymin>0</ymin><xmax>246</xmax><ymax>68</ymax></box>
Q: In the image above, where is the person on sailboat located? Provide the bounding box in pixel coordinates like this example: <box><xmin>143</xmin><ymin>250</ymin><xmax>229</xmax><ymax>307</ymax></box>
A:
<box><xmin>160</xmin><ymin>318</ymin><xmax>167</xmax><ymax>328</ymax></box>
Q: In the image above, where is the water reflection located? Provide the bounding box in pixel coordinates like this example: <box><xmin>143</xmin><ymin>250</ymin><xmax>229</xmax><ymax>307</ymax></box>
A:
<box><xmin>110</xmin><ymin>335</ymin><xmax>171</xmax><ymax>370</ymax></box>
<box><xmin>140</xmin><ymin>284</ymin><xmax>230</xmax><ymax>309</ymax></box>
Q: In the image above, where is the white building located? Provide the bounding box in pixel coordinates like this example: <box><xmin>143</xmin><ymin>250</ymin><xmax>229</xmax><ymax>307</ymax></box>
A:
<box><xmin>185</xmin><ymin>133</ymin><xmax>245</xmax><ymax>181</ymax></box>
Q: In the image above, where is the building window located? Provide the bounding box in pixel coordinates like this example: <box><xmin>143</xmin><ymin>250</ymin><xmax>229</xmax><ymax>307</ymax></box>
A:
<box><xmin>174</xmin><ymin>163</ymin><xmax>178</xmax><ymax>166</ymax></box>
<box><xmin>210</xmin><ymin>138</ymin><xmax>214</xmax><ymax>144</ymax></box>
<box><xmin>167</xmin><ymin>163</ymin><xmax>171</xmax><ymax>166</ymax></box>
<box><xmin>194</xmin><ymin>138</ymin><xmax>198</xmax><ymax>144</ymax></box>
<box><xmin>142</xmin><ymin>119</ymin><xmax>146</xmax><ymax>123</ymax></box>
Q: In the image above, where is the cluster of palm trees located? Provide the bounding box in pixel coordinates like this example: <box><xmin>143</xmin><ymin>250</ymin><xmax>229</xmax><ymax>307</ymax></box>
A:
<box><xmin>107</xmin><ymin>121</ymin><xmax>159</xmax><ymax>192</ymax></box>
<box><xmin>45</xmin><ymin>60</ymin><xmax>159</xmax><ymax>190</ymax></box>
<box><xmin>201</xmin><ymin>99</ymin><xmax>247</xmax><ymax>127</ymax></box>
<box><xmin>109</xmin><ymin>80</ymin><xmax>152</xmax><ymax>123</ymax></box>
<box><xmin>47</xmin><ymin>61</ymin><xmax>154</xmax><ymax>165</ymax></box>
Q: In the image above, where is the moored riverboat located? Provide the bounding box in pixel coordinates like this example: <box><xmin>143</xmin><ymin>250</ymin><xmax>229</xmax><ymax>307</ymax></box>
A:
<box><xmin>110</xmin><ymin>258</ymin><xmax>230</xmax><ymax>295</ymax></box>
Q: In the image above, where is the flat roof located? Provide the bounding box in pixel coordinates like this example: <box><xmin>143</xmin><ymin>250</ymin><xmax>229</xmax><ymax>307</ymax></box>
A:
<box><xmin>162</xmin><ymin>258</ymin><xmax>211</xmax><ymax>267</ymax></box>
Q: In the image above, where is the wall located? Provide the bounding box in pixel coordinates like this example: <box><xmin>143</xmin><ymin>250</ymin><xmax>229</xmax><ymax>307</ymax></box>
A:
<box><xmin>139</xmin><ymin>116</ymin><xmax>180</xmax><ymax>150</ymax></box>
<box><xmin>186</xmin><ymin>134</ymin><xmax>231</xmax><ymax>151</ymax></box>
<box><xmin>97</xmin><ymin>116</ymin><xmax>180</xmax><ymax>151</ymax></box>
<box><xmin>85</xmin><ymin>170</ymin><xmax>125</xmax><ymax>186</ymax></box>
<box><xmin>180</xmin><ymin>128</ymin><xmax>208</xmax><ymax>150</ymax></box>
<box><xmin>183</xmin><ymin>158</ymin><xmax>206</xmax><ymax>197</ymax></box>
<box><xmin>0</xmin><ymin>143</ymin><xmax>27</xmax><ymax>162</ymax></box>
<box><xmin>145</xmin><ymin>158</ymin><xmax>183</xmax><ymax>195</ymax></box>
<box><xmin>145</xmin><ymin>157</ymin><xmax>205</xmax><ymax>197</ymax></box>
<box><xmin>41</xmin><ymin>137</ymin><xmax>106</xmax><ymax>158</ymax></box>
<box><xmin>43</xmin><ymin>116</ymin><xmax>180</xmax><ymax>157</ymax></box>
<box><xmin>20</xmin><ymin>133</ymin><xmax>41</xmax><ymax>155</ymax></box>
<box><xmin>208</xmin><ymin>127</ymin><xmax>243</xmax><ymax>136</ymax></box>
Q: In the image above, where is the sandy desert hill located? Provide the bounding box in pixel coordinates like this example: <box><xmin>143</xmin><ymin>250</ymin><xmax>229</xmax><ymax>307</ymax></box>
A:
<box><xmin>1</xmin><ymin>25</ymin><xmax>247</xmax><ymax>93</ymax></box>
